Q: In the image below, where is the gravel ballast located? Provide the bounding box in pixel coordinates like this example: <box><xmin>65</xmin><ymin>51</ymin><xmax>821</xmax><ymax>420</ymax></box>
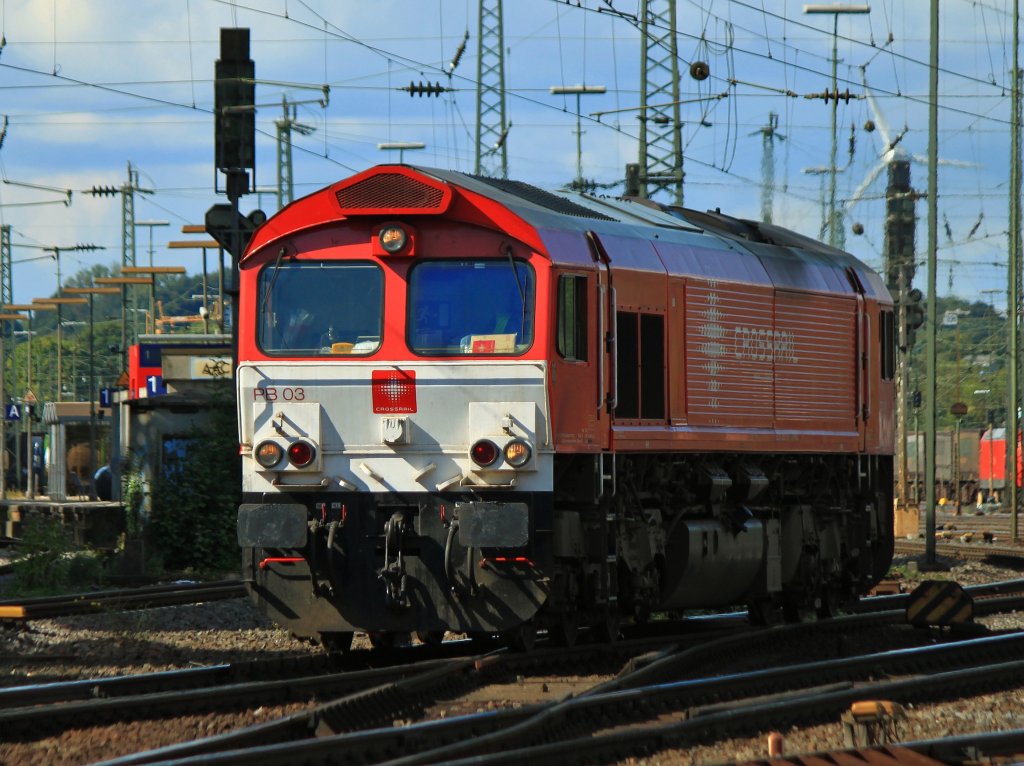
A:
<box><xmin>0</xmin><ymin>554</ymin><xmax>1023</xmax><ymax>765</ymax></box>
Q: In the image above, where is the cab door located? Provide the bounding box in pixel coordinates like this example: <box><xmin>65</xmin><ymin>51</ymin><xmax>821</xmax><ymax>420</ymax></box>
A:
<box><xmin>546</xmin><ymin>231</ymin><xmax>615</xmax><ymax>453</ymax></box>
<box><xmin>588</xmin><ymin>231</ymin><xmax>614</xmax><ymax>450</ymax></box>
<box><xmin>848</xmin><ymin>267</ymin><xmax>869</xmax><ymax>452</ymax></box>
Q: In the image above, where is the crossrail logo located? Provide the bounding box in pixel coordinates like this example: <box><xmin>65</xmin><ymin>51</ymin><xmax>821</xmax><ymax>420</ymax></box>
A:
<box><xmin>372</xmin><ymin>369</ymin><xmax>417</xmax><ymax>413</ymax></box>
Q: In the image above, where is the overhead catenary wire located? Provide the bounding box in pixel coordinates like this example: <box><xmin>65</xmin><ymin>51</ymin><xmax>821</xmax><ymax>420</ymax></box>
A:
<box><xmin>0</xmin><ymin>2</ymin><xmax>1011</xmax><ymax>307</ymax></box>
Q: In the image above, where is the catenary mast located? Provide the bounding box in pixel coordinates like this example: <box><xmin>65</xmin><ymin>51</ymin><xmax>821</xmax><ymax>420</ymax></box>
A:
<box><xmin>638</xmin><ymin>0</ymin><xmax>683</xmax><ymax>204</ymax></box>
<box><xmin>475</xmin><ymin>0</ymin><xmax>509</xmax><ymax>178</ymax></box>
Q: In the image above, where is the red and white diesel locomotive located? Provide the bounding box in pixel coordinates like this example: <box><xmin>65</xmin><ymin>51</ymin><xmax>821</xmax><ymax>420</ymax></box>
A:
<box><xmin>236</xmin><ymin>164</ymin><xmax>895</xmax><ymax>649</ymax></box>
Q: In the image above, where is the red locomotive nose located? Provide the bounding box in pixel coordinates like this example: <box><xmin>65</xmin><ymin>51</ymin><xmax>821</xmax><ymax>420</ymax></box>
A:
<box><xmin>287</xmin><ymin>441</ymin><xmax>316</xmax><ymax>467</ymax></box>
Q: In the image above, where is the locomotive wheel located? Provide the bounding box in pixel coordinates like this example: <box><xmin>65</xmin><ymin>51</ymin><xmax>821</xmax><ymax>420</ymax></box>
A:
<box><xmin>548</xmin><ymin>610</ymin><xmax>579</xmax><ymax>648</ymax></box>
<box><xmin>470</xmin><ymin>631</ymin><xmax>499</xmax><ymax>649</ymax></box>
<box><xmin>320</xmin><ymin>631</ymin><xmax>354</xmax><ymax>653</ymax></box>
<box><xmin>415</xmin><ymin>630</ymin><xmax>445</xmax><ymax>646</ymax></box>
<box><xmin>590</xmin><ymin>608</ymin><xmax>620</xmax><ymax>644</ymax></box>
<box><xmin>815</xmin><ymin>586</ymin><xmax>843</xmax><ymax>619</ymax></box>
<box><xmin>782</xmin><ymin>595</ymin><xmax>804</xmax><ymax>623</ymax></box>
<box><xmin>503</xmin><ymin>620</ymin><xmax>537</xmax><ymax>652</ymax></box>
<box><xmin>369</xmin><ymin>631</ymin><xmax>408</xmax><ymax>649</ymax></box>
<box><xmin>746</xmin><ymin>598</ymin><xmax>782</xmax><ymax>626</ymax></box>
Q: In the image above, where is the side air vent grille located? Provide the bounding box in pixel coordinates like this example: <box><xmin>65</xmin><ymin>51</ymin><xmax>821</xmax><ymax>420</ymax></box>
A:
<box><xmin>336</xmin><ymin>173</ymin><xmax>447</xmax><ymax>212</ymax></box>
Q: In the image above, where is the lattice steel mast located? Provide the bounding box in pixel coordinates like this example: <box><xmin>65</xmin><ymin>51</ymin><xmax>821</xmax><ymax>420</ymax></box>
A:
<box><xmin>756</xmin><ymin>112</ymin><xmax>784</xmax><ymax>224</ymax></box>
<box><xmin>638</xmin><ymin>0</ymin><xmax>683</xmax><ymax>204</ymax></box>
<box><xmin>0</xmin><ymin>224</ymin><xmax>10</xmax><ymax>403</ymax></box>
<box><xmin>275</xmin><ymin>96</ymin><xmax>315</xmax><ymax>211</ymax></box>
<box><xmin>475</xmin><ymin>0</ymin><xmax>509</xmax><ymax>178</ymax></box>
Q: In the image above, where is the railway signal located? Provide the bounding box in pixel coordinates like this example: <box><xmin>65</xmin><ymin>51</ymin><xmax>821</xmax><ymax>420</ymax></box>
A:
<box><xmin>903</xmin><ymin>287</ymin><xmax>925</xmax><ymax>350</ymax></box>
<box><xmin>214</xmin><ymin>28</ymin><xmax>255</xmax><ymax>178</ymax></box>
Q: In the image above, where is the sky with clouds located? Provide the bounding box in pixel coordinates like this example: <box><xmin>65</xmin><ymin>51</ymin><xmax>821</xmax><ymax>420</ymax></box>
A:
<box><xmin>0</xmin><ymin>0</ymin><xmax>1017</xmax><ymax>309</ymax></box>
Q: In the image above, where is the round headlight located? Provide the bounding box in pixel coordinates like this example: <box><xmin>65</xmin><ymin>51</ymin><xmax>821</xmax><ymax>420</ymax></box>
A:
<box><xmin>287</xmin><ymin>440</ymin><xmax>316</xmax><ymax>467</ymax></box>
<box><xmin>254</xmin><ymin>440</ymin><xmax>283</xmax><ymax>468</ymax></box>
<box><xmin>470</xmin><ymin>439</ymin><xmax>499</xmax><ymax>467</ymax></box>
<box><xmin>504</xmin><ymin>439</ymin><xmax>532</xmax><ymax>468</ymax></box>
<box><xmin>378</xmin><ymin>224</ymin><xmax>408</xmax><ymax>254</ymax></box>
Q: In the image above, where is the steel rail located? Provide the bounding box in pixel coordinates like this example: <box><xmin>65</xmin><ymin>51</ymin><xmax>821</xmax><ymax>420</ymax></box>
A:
<box><xmin>894</xmin><ymin>537</ymin><xmax>1024</xmax><ymax>562</ymax></box>
<box><xmin>0</xmin><ymin>579</ymin><xmax>247</xmax><ymax>620</ymax></box>
<box><xmin>0</xmin><ymin>652</ymin><xmax>354</xmax><ymax>710</ymax></box>
<box><xmin>0</xmin><ymin>626</ymin><xmax>734</xmax><ymax>738</ymax></box>
<box><xmin>0</xmin><ymin>656</ymin><xmax>465</xmax><ymax>738</ymax></box>
<box><xmin>851</xmin><ymin>576</ymin><xmax>1024</xmax><ymax>613</ymax></box>
<box><xmin>98</xmin><ymin>627</ymin><xmax>1024</xmax><ymax>766</ymax></box>
<box><xmin>0</xmin><ymin>620</ymin><xmax>734</xmax><ymax>712</ymax></box>
<box><xmin>87</xmin><ymin>610</ymin><xmax>911</xmax><ymax>765</ymax></box>
<box><xmin>717</xmin><ymin>728</ymin><xmax>1024</xmax><ymax>766</ymax></box>
<box><xmin>395</xmin><ymin>660</ymin><xmax>1024</xmax><ymax>766</ymax></box>
<box><xmin>15</xmin><ymin>581</ymin><xmax>1024</xmax><ymax>762</ymax></box>
<box><xmin>7</xmin><ymin>578</ymin><xmax>1020</xmax><ymax>726</ymax></box>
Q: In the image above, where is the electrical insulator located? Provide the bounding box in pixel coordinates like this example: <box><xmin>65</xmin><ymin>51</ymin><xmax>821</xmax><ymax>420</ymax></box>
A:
<box><xmin>88</xmin><ymin>185</ymin><xmax>119</xmax><ymax>197</ymax></box>
<box><xmin>404</xmin><ymin>81</ymin><xmax>447</xmax><ymax>97</ymax></box>
<box><xmin>822</xmin><ymin>88</ymin><xmax>853</xmax><ymax>104</ymax></box>
<box><xmin>449</xmin><ymin>32</ymin><xmax>468</xmax><ymax>73</ymax></box>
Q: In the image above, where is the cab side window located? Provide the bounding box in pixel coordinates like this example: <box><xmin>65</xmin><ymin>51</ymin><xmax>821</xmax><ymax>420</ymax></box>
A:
<box><xmin>557</xmin><ymin>274</ymin><xmax>588</xmax><ymax>361</ymax></box>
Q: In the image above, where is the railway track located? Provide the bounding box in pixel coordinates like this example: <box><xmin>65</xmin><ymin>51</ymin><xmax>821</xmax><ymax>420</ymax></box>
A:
<box><xmin>0</xmin><ymin>625</ymin><xmax>741</xmax><ymax>741</ymax></box>
<box><xmin>894</xmin><ymin>537</ymin><xmax>1024</xmax><ymax>563</ymax></box>
<box><xmin>720</xmin><ymin>729</ymin><xmax>1024</xmax><ymax>766</ymax></box>
<box><xmin>89</xmin><ymin>612</ymin><xmax>1024</xmax><ymax>765</ymax></box>
<box><xmin>5</xmin><ymin>579</ymin><xmax>1024</xmax><ymax>764</ymax></box>
<box><xmin>911</xmin><ymin>510</ymin><xmax>1024</xmax><ymax>540</ymax></box>
<box><xmin>0</xmin><ymin>609</ymin><xmax>954</xmax><ymax>764</ymax></box>
<box><xmin>0</xmin><ymin>579</ymin><xmax>247</xmax><ymax>621</ymax></box>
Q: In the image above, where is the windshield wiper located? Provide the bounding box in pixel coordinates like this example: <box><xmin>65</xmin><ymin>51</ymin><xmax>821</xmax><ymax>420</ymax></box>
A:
<box><xmin>505</xmin><ymin>246</ymin><xmax>527</xmax><ymax>336</ymax></box>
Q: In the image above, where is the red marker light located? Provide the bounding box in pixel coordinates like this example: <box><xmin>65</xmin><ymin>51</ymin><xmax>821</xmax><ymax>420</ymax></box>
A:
<box><xmin>287</xmin><ymin>440</ymin><xmax>316</xmax><ymax>467</ymax></box>
<box><xmin>470</xmin><ymin>439</ymin><xmax>499</xmax><ymax>467</ymax></box>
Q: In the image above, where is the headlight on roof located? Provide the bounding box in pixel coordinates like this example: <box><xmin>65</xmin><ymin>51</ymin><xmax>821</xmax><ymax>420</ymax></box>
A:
<box><xmin>378</xmin><ymin>224</ymin><xmax>408</xmax><ymax>253</ymax></box>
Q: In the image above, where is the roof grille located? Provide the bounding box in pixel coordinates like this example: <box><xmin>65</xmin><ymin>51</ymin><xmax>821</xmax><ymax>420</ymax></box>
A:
<box><xmin>336</xmin><ymin>173</ymin><xmax>446</xmax><ymax>211</ymax></box>
<box><xmin>469</xmin><ymin>175</ymin><xmax>615</xmax><ymax>221</ymax></box>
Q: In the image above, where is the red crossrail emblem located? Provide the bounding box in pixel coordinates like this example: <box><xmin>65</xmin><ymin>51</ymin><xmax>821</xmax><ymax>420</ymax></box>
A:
<box><xmin>372</xmin><ymin>369</ymin><xmax>417</xmax><ymax>413</ymax></box>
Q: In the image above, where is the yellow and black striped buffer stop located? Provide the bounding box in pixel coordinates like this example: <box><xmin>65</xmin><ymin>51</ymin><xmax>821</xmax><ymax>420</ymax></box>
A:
<box><xmin>906</xmin><ymin>580</ymin><xmax>974</xmax><ymax>627</ymax></box>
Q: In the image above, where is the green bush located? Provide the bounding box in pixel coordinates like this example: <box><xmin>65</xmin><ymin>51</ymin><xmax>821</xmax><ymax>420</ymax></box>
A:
<box><xmin>148</xmin><ymin>392</ymin><xmax>241</xmax><ymax>574</ymax></box>
<box><xmin>120</xmin><ymin>452</ymin><xmax>146</xmax><ymax>539</ymax></box>
<box><xmin>11</xmin><ymin>515</ymin><xmax>104</xmax><ymax>595</ymax></box>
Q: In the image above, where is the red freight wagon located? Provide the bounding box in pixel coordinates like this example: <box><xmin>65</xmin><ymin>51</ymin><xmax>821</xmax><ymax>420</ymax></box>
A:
<box><xmin>979</xmin><ymin>428</ymin><xmax>1023</xmax><ymax>493</ymax></box>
